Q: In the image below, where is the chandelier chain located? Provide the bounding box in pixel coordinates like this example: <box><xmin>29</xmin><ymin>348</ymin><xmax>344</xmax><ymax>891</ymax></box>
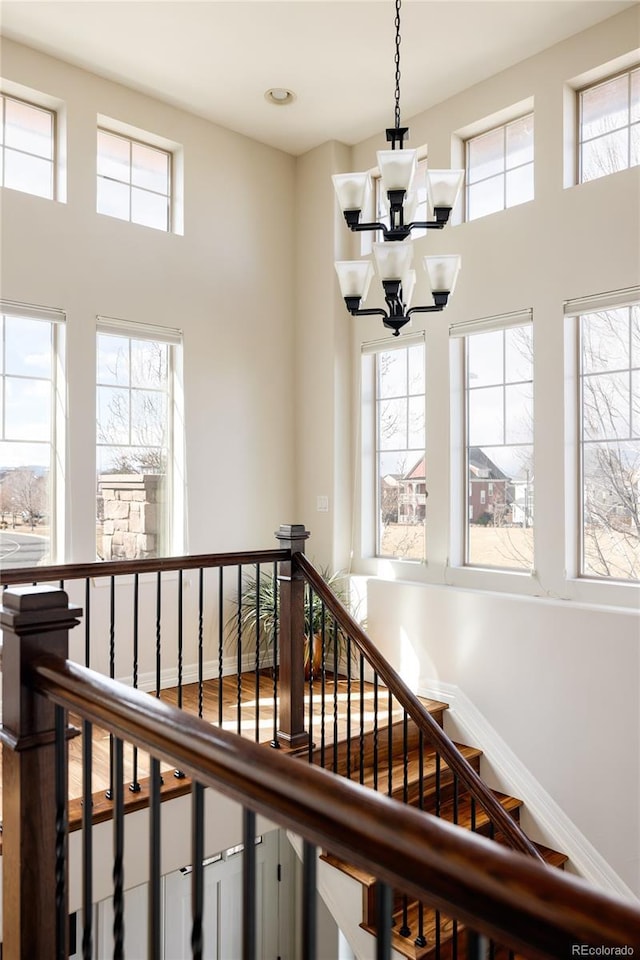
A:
<box><xmin>394</xmin><ymin>0</ymin><xmax>402</xmax><ymax>130</ymax></box>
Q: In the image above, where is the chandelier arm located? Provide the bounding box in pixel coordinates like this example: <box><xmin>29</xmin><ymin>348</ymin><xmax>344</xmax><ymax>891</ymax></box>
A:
<box><xmin>407</xmin><ymin>305</ymin><xmax>445</xmax><ymax>318</ymax></box>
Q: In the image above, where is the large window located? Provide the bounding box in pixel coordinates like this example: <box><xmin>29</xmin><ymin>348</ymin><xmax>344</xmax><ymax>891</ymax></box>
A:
<box><xmin>0</xmin><ymin>303</ymin><xmax>65</xmax><ymax>566</ymax></box>
<box><xmin>465</xmin><ymin>114</ymin><xmax>534</xmax><ymax>221</ymax></box>
<box><xmin>1</xmin><ymin>94</ymin><xmax>55</xmax><ymax>199</ymax></box>
<box><xmin>97</xmin><ymin>129</ymin><xmax>172</xmax><ymax>231</ymax></box>
<box><xmin>579</xmin><ymin>303</ymin><xmax>639</xmax><ymax>581</ymax></box>
<box><xmin>578</xmin><ymin>67</ymin><xmax>639</xmax><ymax>183</ymax></box>
<box><xmin>460</xmin><ymin>317</ymin><xmax>534</xmax><ymax>571</ymax></box>
<box><xmin>96</xmin><ymin>320</ymin><xmax>183</xmax><ymax>560</ymax></box>
<box><xmin>373</xmin><ymin>341</ymin><xmax>426</xmax><ymax>561</ymax></box>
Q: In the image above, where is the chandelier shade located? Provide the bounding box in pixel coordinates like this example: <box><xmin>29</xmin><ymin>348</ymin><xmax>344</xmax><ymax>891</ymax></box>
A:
<box><xmin>332</xmin><ymin>0</ymin><xmax>463</xmax><ymax>336</ymax></box>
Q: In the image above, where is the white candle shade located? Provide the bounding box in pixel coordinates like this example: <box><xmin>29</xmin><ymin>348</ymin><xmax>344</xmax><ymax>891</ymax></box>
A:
<box><xmin>373</xmin><ymin>241</ymin><xmax>414</xmax><ymax>281</ymax></box>
<box><xmin>377</xmin><ymin>149</ymin><xmax>418</xmax><ymax>194</ymax></box>
<box><xmin>423</xmin><ymin>254</ymin><xmax>461</xmax><ymax>293</ymax></box>
<box><xmin>335</xmin><ymin>260</ymin><xmax>375</xmax><ymax>300</ymax></box>
<box><xmin>332</xmin><ymin>172</ymin><xmax>371</xmax><ymax>212</ymax></box>
<box><xmin>426</xmin><ymin>169</ymin><xmax>465</xmax><ymax>210</ymax></box>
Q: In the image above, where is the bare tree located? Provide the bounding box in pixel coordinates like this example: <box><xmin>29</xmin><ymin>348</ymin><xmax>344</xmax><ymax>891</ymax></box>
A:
<box><xmin>4</xmin><ymin>468</ymin><xmax>47</xmax><ymax>529</ymax></box>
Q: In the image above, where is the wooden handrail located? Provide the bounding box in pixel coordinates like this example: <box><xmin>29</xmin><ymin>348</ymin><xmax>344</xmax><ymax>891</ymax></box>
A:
<box><xmin>0</xmin><ymin>548</ymin><xmax>290</xmax><ymax>586</ymax></box>
<box><xmin>31</xmin><ymin>655</ymin><xmax>640</xmax><ymax>958</ymax></box>
<box><xmin>295</xmin><ymin>553</ymin><xmax>543</xmax><ymax>861</ymax></box>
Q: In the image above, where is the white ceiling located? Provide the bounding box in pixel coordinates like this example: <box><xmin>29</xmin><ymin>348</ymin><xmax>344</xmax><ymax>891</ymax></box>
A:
<box><xmin>0</xmin><ymin>1</ymin><xmax>635</xmax><ymax>155</ymax></box>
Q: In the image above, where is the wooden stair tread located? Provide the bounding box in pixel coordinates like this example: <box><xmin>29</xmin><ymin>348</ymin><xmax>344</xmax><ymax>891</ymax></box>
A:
<box><xmin>358</xmin><ymin>743</ymin><xmax>483</xmax><ymax>793</ymax></box>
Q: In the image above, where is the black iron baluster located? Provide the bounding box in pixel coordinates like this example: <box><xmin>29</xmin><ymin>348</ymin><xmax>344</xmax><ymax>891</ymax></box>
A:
<box><xmin>302</xmin><ymin>840</ymin><xmax>317</xmax><ymax>960</ymax></box>
<box><xmin>175</xmin><ymin>571</ymin><xmax>186</xmax><ymax>778</ymax></box>
<box><xmin>255</xmin><ymin>564</ymin><xmax>261</xmax><ymax>743</ymax></box>
<box><xmin>435</xmin><ymin>753</ymin><xmax>441</xmax><ymax>817</ymax></box>
<box><xmin>332</xmin><ymin>624</ymin><xmax>339</xmax><ymax>773</ymax></box>
<box><xmin>320</xmin><ymin>603</ymin><xmax>326</xmax><ymax>767</ymax></box>
<box><xmin>359</xmin><ymin>652</ymin><xmax>365</xmax><ymax>784</ymax></box>
<box><xmin>191</xmin><ymin>782</ymin><xmax>204</xmax><ymax>960</ymax></box>
<box><xmin>435</xmin><ymin>909</ymin><xmax>441</xmax><ymax>960</ymax></box>
<box><xmin>243</xmin><ymin>809</ymin><xmax>257</xmax><ymax>960</ymax></box>
<box><xmin>467</xmin><ymin>931</ymin><xmax>486</xmax><ymax>960</ymax></box>
<box><xmin>82</xmin><ymin>718</ymin><xmax>93</xmax><ymax>960</ymax></box>
<box><xmin>489</xmin><ymin>933</ymin><xmax>496</xmax><ymax>960</ymax></box>
<box><xmin>112</xmin><ymin>738</ymin><xmax>125</xmax><ymax>960</ymax></box>
<box><xmin>387</xmin><ymin>691</ymin><xmax>393</xmax><ymax>798</ymax></box>
<box><xmin>84</xmin><ymin>577</ymin><xmax>91</xmax><ymax>668</ymax></box>
<box><xmin>217</xmin><ymin>567</ymin><xmax>223</xmax><ymax>725</ymax></box>
<box><xmin>237</xmin><ymin>565</ymin><xmax>243</xmax><ymax>735</ymax></box>
<box><xmin>130</xmin><ymin>573</ymin><xmax>140</xmax><ymax>793</ymax></box>
<box><xmin>55</xmin><ymin>705</ymin><xmax>67</xmax><ymax>960</ymax></box>
<box><xmin>373</xmin><ymin>672</ymin><xmax>379</xmax><ymax>791</ymax></box>
<box><xmin>149</xmin><ymin>757</ymin><xmax>162</xmax><ymax>958</ymax></box>
<box><xmin>199</xmin><ymin>568</ymin><xmax>205</xmax><ymax>720</ymax></box>
<box><xmin>452</xmin><ymin>918</ymin><xmax>458</xmax><ymax>960</ymax></box>
<box><xmin>346</xmin><ymin>636</ymin><xmax>352</xmax><ymax>779</ymax></box>
<box><xmin>376</xmin><ymin>882</ymin><xmax>392</xmax><ymax>960</ymax></box>
<box><xmin>471</xmin><ymin>797</ymin><xmax>476</xmax><ymax>832</ymax></box>
<box><xmin>106</xmin><ymin>576</ymin><xmax>115</xmax><ymax>800</ymax></box>
<box><xmin>308</xmin><ymin>585</ymin><xmax>315</xmax><ymax>764</ymax></box>
<box><xmin>398</xmin><ymin>728</ymin><xmax>408</xmax><ymax>934</ymax></box>
<box><xmin>453</xmin><ymin>773</ymin><xmax>459</xmax><ymax>825</ymax></box>
<box><xmin>155</xmin><ymin>571</ymin><xmax>162</xmax><ymax>699</ymax></box>
<box><xmin>415</xmin><ymin>729</ymin><xmax>426</xmax><ymax>949</ymax></box>
<box><xmin>270</xmin><ymin>561</ymin><xmax>280</xmax><ymax>748</ymax></box>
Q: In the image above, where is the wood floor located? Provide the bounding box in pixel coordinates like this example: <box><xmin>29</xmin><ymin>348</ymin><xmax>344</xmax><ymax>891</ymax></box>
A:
<box><xmin>0</xmin><ymin>671</ymin><xmax>448</xmax><ymax>839</ymax></box>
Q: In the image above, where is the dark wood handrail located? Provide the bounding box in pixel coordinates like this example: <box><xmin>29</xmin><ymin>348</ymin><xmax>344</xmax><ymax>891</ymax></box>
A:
<box><xmin>295</xmin><ymin>553</ymin><xmax>543</xmax><ymax>861</ymax></box>
<box><xmin>0</xmin><ymin>548</ymin><xmax>290</xmax><ymax>586</ymax></box>
<box><xmin>31</xmin><ymin>655</ymin><xmax>640</xmax><ymax>958</ymax></box>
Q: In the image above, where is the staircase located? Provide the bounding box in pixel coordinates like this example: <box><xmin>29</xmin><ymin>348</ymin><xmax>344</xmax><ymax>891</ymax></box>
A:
<box><xmin>310</xmin><ymin>694</ymin><xmax>568</xmax><ymax>960</ymax></box>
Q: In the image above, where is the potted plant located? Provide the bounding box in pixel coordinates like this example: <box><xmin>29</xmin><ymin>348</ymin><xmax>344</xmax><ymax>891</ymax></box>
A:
<box><xmin>228</xmin><ymin>566</ymin><xmax>351</xmax><ymax>679</ymax></box>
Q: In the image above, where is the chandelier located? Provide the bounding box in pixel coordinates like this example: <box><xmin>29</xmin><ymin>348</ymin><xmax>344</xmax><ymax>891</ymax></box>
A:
<box><xmin>333</xmin><ymin>0</ymin><xmax>463</xmax><ymax>337</ymax></box>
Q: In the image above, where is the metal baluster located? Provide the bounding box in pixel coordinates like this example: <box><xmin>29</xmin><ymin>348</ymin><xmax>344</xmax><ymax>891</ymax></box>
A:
<box><xmin>237</xmin><ymin>566</ymin><xmax>243</xmax><ymax>735</ymax></box>
<box><xmin>55</xmin><ymin>705</ymin><xmax>67</xmax><ymax>960</ymax></box>
<box><xmin>332</xmin><ymin>623</ymin><xmax>339</xmax><ymax>773</ymax></box>
<box><xmin>415</xmin><ymin>729</ymin><xmax>426</xmax><ymax>948</ymax></box>
<box><xmin>302</xmin><ymin>841</ymin><xmax>317</xmax><ymax>960</ymax></box>
<box><xmin>435</xmin><ymin>909</ymin><xmax>441</xmax><ymax>960</ymax></box>
<box><xmin>156</xmin><ymin>572</ymin><xmax>162</xmax><ymax>698</ymax></box>
<box><xmin>106</xmin><ymin>576</ymin><xmax>115</xmax><ymax>800</ymax></box>
<box><xmin>308</xmin><ymin>585</ymin><xmax>314</xmax><ymax>764</ymax></box>
<box><xmin>435</xmin><ymin>753</ymin><xmax>441</xmax><ymax>817</ymax></box>
<box><xmin>243</xmin><ymin>809</ymin><xmax>257</xmax><ymax>960</ymax></box>
<box><xmin>216</xmin><ymin>567</ymin><xmax>222</xmax><ymax>725</ymax></box>
<box><xmin>84</xmin><ymin>577</ymin><xmax>91</xmax><ymax>667</ymax></box>
<box><xmin>112</xmin><ymin>738</ymin><xmax>125</xmax><ymax>960</ymax></box>
<box><xmin>471</xmin><ymin>797</ymin><xmax>477</xmax><ymax>832</ymax></box>
<box><xmin>346</xmin><ymin>636</ymin><xmax>352</xmax><ymax>779</ymax></box>
<box><xmin>255</xmin><ymin>565</ymin><xmax>261</xmax><ymax>743</ymax></box>
<box><xmin>199</xmin><ymin>568</ymin><xmax>205</xmax><ymax>720</ymax></box>
<box><xmin>358</xmin><ymin>652</ymin><xmax>365</xmax><ymax>783</ymax></box>
<box><xmin>376</xmin><ymin>882</ymin><xmax>392</xmax><ymax>960</ymax></box>
<box><xmin>453</xmin><ymin>773</ymin><xmax>459</xmax><ymax>825</ymax></box>
<box><xmin>175</xmin><ymin>571</ymin><xmax>186</xmax><ymax>778</ymax></box>
<box><xmin>82</xmin><ymin>718</ymin><xmax>93</xmax><ymax>960</ymax></box>
<box><xmin>467</xmin><ymin>931</ymin><xmax>487</xmax><ymax>960</ymax></box>
<box><xmin>400</xmin><ymin>718</ymin><xmax>412</xmax><ymax>941</ymax></box>
<box><xmin>452</xmin><ymin>918</ymin><xmax>458</xmax><ymax>960</ymax></box>
<box><xmin>130</xmin><ymin>573</ymin><xmax>141</xmax><ymax>793</ymax></box>
<box><xmin>373</xmin><ymin>672</ymin><xmax>379</xmax><ymax>791</ymax></box>
<box><xmin>149</xmin><ymin>757</ymin><xmax>162</xmax><ymax>959</ymax></box>
<box><xmin>320</xmin><ymin>603</ymin><xmax>326</xmax><ymax>767</ymax></box>
<box><xmin>191</xmin><ymin>782</ymin><xmax>205</xmax><ymax>960</ymax></box>
<box><xmin>270</xmin><ymin>561</ymin><xmax>280</xmax><ymax>748</ymax></box>
<box><xmin>387</xmin><ymin>691</ymin><xmax>393</xmax><ymax>798</ymax></box>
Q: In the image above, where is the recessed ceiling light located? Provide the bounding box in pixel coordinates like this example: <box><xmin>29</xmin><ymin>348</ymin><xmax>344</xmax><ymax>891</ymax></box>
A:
<box><xmin>265</xmin><ymin>88</ymin><xmax>296</xmax><ymax>106</ymax></box>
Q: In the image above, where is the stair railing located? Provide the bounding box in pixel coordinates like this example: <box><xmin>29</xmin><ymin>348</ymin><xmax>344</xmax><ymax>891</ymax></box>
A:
<box><xmin>295</xmin><ymin>551</ymin><xmax>543</xmax><ymax>862</ymax></box>
<box><xmin>2</xmin><ymin>584</ymin><xmax>639</xmax><ymax>960</ymax></box>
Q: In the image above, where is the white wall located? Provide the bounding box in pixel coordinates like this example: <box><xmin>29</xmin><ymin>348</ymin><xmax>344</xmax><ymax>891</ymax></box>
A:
<box><xmin>0</xmin><ymin>37</ymin><xmax>297</xmax><ymax>561</ymax></box>
<box><xmin>295</xmin><ymin>5</ymin><xmax>640</xmax><ymax>894</ymax></box>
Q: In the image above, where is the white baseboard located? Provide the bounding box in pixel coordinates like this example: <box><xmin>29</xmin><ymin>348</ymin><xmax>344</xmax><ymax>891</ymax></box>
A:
<box><xmin>117</xmin><ymin>653</ymin><xmax>271</xmax><ymax>693</ymax></box>
<box><xmin>419</xmin><ymin>678</ymin><xmax>638</xmax><ymax>903</ymax></box>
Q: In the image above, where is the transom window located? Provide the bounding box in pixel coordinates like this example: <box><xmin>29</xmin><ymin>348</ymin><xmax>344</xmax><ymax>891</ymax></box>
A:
<box><xmin>0</xmin><ymin>304</ymin><xmax>65</xmax><ymax>566</ymax></box>
<box><xmin>97</xmin><ymin>129</ymin><xmax>171</xmax><ymax>231</ymax></box>
<box><xmin>466</xmin><ymin>115</ymin><xmax>534</xmax><ymax>221</ymax></box>
<box><xmin>373</xmin><ymin>341</ymin><xmax>426</xmax><ymax>561</ymax></box>
<box><xmin>96</xmin><ymin>321</ymin><xmax>183</xmax><ymax>560</ymax></box>
<box><xmin>578</xmin><ymin>67</ymin><xmax>639</xmax><ymax>183</ymax></box>
<box><xmin>0</xmin><ymin>94</ymin><xmax>55</xmax><ymax>199</ymax></box>
<box><xmin>462</xmin><ymin>319</ymin><xmax>534</xmax><ymax>571</ymax></box>
<box><xmin>579</xmin><ymin>303</ymin><xmax>639</xmax><ymax>581</ymax></box>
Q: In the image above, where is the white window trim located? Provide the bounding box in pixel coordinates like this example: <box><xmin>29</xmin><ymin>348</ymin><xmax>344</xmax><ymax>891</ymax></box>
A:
<box><xmin>0</xmin><ymin>92</ymin><xmax>57</xmax><ymax>202</ymax></box>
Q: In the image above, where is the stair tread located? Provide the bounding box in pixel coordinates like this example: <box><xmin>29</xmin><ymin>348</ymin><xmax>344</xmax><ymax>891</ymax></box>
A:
<box><xmin>358</xmin><ymin>743</ymin><xmax>483</xmax><ymax>791</ymax></box>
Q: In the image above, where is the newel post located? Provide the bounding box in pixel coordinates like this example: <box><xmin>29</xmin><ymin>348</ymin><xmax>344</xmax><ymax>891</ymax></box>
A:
<box><xmin>275</xmin><ymin>524</ymin><xmax>310</xmax><ymax>749</ymax></box>
<box><xmin>0</xmin><ymin>585</ymin><xmax>83</xmax><ymax>960</ymax></box>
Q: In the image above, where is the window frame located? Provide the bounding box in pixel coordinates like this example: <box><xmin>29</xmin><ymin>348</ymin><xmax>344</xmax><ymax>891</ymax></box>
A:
<box><xmin>96</xmin><ymin>127</ymin><xmax>173</xmax><ymax>232</ymax></box>
<box><xmin>0</xmin><ymin>92</ymin><xmax>57</xmax><ymax>201</ymax></box>
<box><xmin>577</xmin><ymin>65</ymin><xmax>639</xmax><ymax>184</ymax></box>
<box><xmin>95</xmin><ymin>317</ymin><xmax>185</xmax><ymax>560</ymax></box>
<box><xmin>0</xmin><ymin>300</ymin><xmax>66</xmax><ymax>564</ymax></box>
<box><xmin>464</xmin><ymin>113</ymin><xmax>534</xmax><ymax>222</ymax></box>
